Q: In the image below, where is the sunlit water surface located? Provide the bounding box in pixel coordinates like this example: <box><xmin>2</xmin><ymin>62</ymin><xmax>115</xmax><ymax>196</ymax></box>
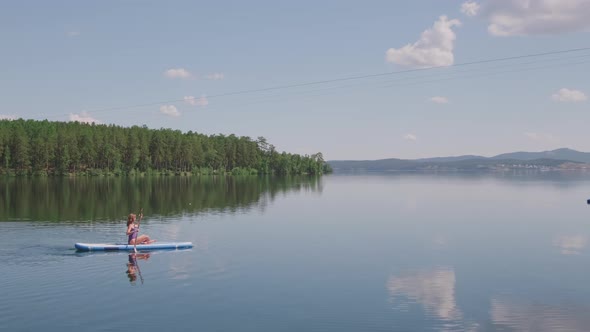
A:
<box><xmin>2</xmin><ymin>173</ymin><xmax>590</xmax><ymax>331</ymax></box>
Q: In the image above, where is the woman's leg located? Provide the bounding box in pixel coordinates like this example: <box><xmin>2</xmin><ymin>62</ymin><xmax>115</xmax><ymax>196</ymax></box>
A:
<box><xmin>137</xmin><ymin>235</ymin><xmax>154</xmax><ymax>244</ymax></box>
<box><xmin>129</xmin><ymin>238</ymin><xmax>146</xmax><ymax>245</ymax></box>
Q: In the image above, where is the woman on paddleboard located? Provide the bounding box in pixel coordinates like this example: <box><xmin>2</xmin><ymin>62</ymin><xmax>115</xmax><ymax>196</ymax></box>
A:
<box><xmin>126</xmin><ymin>213</ymin><xmax>155</xmax><ymax>245</ymax></box>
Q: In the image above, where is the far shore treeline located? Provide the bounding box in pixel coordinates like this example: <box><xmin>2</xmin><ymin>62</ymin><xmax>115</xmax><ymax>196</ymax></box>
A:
<box><xmin>0</xmin><ymin>119</ymin><xmax>332</xmax><ymax>176</ymax></box>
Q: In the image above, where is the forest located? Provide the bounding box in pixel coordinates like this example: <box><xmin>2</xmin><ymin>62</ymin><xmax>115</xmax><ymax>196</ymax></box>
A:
<box><xmin>0</xmin><ymin>119</ymin><xmax>332</xmax><ymax>176</ymax></box>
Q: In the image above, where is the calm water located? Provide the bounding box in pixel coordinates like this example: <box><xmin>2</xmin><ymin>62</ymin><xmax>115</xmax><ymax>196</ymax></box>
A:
<box><xmin>2</xmin><ymin>173</ymin><xmax>590</xmax><ymax>331</ymax></box>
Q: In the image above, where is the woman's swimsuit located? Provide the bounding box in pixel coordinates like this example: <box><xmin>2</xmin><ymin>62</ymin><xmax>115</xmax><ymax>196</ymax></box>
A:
<box><xmin>128</xmin><ymin>225</ymin><xmax>138</xmax><ymax>244</ymax></box>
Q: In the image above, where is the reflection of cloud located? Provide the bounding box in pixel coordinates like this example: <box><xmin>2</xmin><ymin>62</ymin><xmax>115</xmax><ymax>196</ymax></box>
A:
<box><xmin>433</xmin><ymin>235</ymin><xmax>448</xmax><ymax>247</ymax></box>
<box><xmin>404</xmin><ymin>196</ymin><xmax>417</xmax><ymax>211</ymax></box>
<box><xmin>491</xmin><ymin>297</ymin><xmax>590</xmax><ymax>331</ymax></box>
<box><xmin>387</xmin><ymin>267</ymin><xmax>461</xmax><ymax>321</ymax></box>
<box><xmin>169</xmin><ymin>259</ymin><xmax>190</xmax><ymax>280</ymax></box>
<box><xmin>553</xmin><ymin>235</ymin><xmax>587</xmax><ymax>255</ymax></box>
<box><xmin>165</xmin><ymin>223</ymin><xmax>191</xmax><ymax>280</ymax></box>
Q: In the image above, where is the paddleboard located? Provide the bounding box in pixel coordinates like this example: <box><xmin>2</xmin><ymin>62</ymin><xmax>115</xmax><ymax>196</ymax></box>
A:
<box><xmin>75</xmin><ymin>242</ymin><xmax>193</xmax><ymax>251</ymax></box>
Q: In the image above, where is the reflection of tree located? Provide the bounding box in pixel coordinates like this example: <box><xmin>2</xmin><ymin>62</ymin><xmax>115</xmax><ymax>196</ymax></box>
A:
<box><xmin>553</xmin><ymin>235</ymin><xmax>587</xmax><ymax>255</ymax></box>
<box><xmin>0</xmin><ymin>175</ymin><xmax>323</xmax><ymax>222</ymax></box>
<box><xmin>491</xmin><ymin>297</ymin><xmax>590</xmax><ymax>331</ymax></box>
<box><xmin>387</xmin><ymin>267</ymin><xmax>462</xmax><ymax>321</ymax></box>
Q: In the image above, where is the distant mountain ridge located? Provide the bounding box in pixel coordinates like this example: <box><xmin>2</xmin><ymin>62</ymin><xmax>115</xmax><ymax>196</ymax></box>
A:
<box><xmin>490</xmin><ymin>148</ymin><xmax>590</xmax><ymax>163</ymax></box>
<box><xmin>412</xmin><ymin>148</ymin><xmax>590</xmax><ymax>163</ymax></box>
<box><xmin>328</xmin><ymin>148</ymin><xmax>590</xmax><ymax>172</ymax></box>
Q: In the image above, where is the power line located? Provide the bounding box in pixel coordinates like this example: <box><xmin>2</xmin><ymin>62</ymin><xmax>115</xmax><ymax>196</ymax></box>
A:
<box><xmin>52</xmin><ymin>46</ymin><xmax>590</xmax><ymax>117</ymax></box>
<box><xmin>200</xmin><ymin>58</ymin><xmax>590</xmax><ymax>111</ymax></box>
<box><xmin>167</xmin><ymin>54</ymin><xmax>590</xmax><ymax>110</ymax></box>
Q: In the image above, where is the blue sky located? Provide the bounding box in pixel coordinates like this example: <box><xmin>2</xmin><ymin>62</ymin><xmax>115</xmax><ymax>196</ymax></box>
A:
<box><xmin>1</xmin><ymin>0</ymin><xmax>589</xmax><ymax>160</ymax></box>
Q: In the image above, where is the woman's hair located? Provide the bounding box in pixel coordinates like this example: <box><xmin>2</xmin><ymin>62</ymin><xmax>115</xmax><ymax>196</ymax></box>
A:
<box><xmin>127</xmin><ymin>213</ymin><xmax>136</xmax><ymax>227</ymax></box>
<box><xmin>126</xmin><ymin>267</ymin><xmax>137</xmax><ymax>283</ymax></box>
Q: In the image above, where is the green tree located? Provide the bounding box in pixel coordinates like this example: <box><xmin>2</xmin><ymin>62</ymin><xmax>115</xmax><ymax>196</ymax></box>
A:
<box><xmin>0</xmin><ymin>119</ymin><xmax>330</xmax><ymax>176</ymax></box>
<box><xmin>11</xmin><ymin>123</ymin><xmax>31</xmax><ymax>173</ymax></box>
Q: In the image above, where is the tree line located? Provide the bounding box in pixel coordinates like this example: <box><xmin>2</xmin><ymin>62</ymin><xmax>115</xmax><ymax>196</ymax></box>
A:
<box><xmin>0</xmin><ymin>119</ymin><xmax>332</xmax><ymax>176</ymax></box>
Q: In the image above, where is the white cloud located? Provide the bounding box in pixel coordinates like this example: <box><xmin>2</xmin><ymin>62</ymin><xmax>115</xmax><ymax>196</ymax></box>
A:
<box><xmin>476</xmin><ymin>0</ymin><xmax>590</xmax><ymax>36</ymax></box>
<box><xmin>184</xmin><ymin>95</ymin><xmax>209</xmax><ymax>107</ymax></box>
<box><xmin>430</xmin><ymin>96</ymin><xmax>449</xmax><ymax>104</ymax></box>
<box><xmin>551</xmin><ymin>88</ymin><xmax>587</xmax><ymax>102</ymax></box>
<box><xmin>461</xmin><ymin>1</ymin><xmax>480</xmax><ymax>17</ymax></box>
<box><xmin>386</xmin><ymin>16</ymin><xmax>461</xmax><ymax>68</ymax></box>
<box><xmin>160</xmin><ymin>105</ymin><xmax>180</xmax><ymax>117</ymax></box>
<box><xmin>69</xmin><ymin>111</ymin><xmax>101</xmax><ymax>124</ymax></box>
<box><xmin>67</xmin><ymin>31</ymin><xmax>81</xmax><ymax>37</ymax></box>
<box><xmin>0</xmin><ymin>114</ymin><xmax>17</xmax><ymax>120</ymax></box>
<box><xmin>164</xmin><ymin>68</ymin><xmax>192</xmax><ymax>79</ymax></box>
<box><xmin>205</xmin><ymin>73</ymin><xmax>224</xmax><ymax>80</ymax></box>
<box><xmin>524</xmin><ymin>132</ymin><xmax>540</xmax><ymax>140</ymax></box>
<box><xmin>404</xmin><ymin>134</ymin><xmax>417</xmax><ymax>141</ymax></box>
<box><xmin>524</xmin><ymin>132</ymin><xmax>557</xmax><ymax>142</ymax></box>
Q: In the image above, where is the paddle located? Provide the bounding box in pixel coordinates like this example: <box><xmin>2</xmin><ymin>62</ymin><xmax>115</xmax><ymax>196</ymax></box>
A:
<box><xmin>131</xmin><ymin>253</ymin><xmax>145</xmax><ymax>285</ymax></box>
<box><xmin>133</xmin><ymin>208</ymin><xmax>143</xmax><ymax>253</ymax></box>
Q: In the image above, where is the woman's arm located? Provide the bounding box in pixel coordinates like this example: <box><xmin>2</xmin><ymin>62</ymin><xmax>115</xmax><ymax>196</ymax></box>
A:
<box><xmin>126</xmin><ymin>224</ymin><xmax>135</xmax><ymax>235</ymax></box>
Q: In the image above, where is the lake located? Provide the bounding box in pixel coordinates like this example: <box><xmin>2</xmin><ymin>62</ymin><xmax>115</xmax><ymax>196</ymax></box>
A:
<box><xmin>2</xmin><ymin>172</ymin><xmax>590</xmax><ymax>331</ymax></box>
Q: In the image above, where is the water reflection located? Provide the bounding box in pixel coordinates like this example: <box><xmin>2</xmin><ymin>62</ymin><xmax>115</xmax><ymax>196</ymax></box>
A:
<box><xmin>553</xmin><ymin>235</ymin><xmax>587</xmax><ymax>255</ymax></box>
<box><xmin>387</xmin><ymin>267</ymin><xmax>462</xmax><ymax>321</ymax></box>
<box><xmin>388</xmin><ymin>267</ymin><xmax>590</xmax><ymax>331</ymax></box>
<box><xmin>491</xmin><ymin>297</ymin><xmax>590</xmax><ymax>331</ymax></box>
<box><xmin>334</xmin><ymin>170</ymin><xmax>590</xmax><ymax>188</ymax></box>
<box><xmin>433</xmin><ymin>234</ymin><xmax>449</xmax><ymax>248</ymax></box>
<box><xmin>0</xmin><ymin>175</ymin><xmax>322</xmax><ymax>222</ymax></box>
<box><xmin>126</xmin><ymin>253</ymin><xmax>150</xmax><ymax>285</ymax></box>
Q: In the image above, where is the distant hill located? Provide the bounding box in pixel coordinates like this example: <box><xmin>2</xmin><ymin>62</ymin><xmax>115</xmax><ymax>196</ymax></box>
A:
<box><xmin>415</xmin><ymin>155</ymin><xmax>486</xmax><ymax>163</ymax></box>
<box><xmin>328</xmin><ymin>148</ymin><xmax>590</xmax><ymax>172</ymax></box>
<box><xmin>490</xmin><ymin>148</ymin><xmax>590</xmax><ymax>163</ymax></box>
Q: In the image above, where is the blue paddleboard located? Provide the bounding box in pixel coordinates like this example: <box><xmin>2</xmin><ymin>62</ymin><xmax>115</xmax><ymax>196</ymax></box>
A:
<box><xmin>75</xmin><ymin>242</ymin><xmax>193</xmax><ymax>251</ymax></box>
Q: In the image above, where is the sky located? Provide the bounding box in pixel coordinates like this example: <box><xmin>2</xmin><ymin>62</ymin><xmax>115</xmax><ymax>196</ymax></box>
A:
<box><xmin>1</xmin><ymin>0</ymin><xmax>589</xmax><ymax>160</ymax></box>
